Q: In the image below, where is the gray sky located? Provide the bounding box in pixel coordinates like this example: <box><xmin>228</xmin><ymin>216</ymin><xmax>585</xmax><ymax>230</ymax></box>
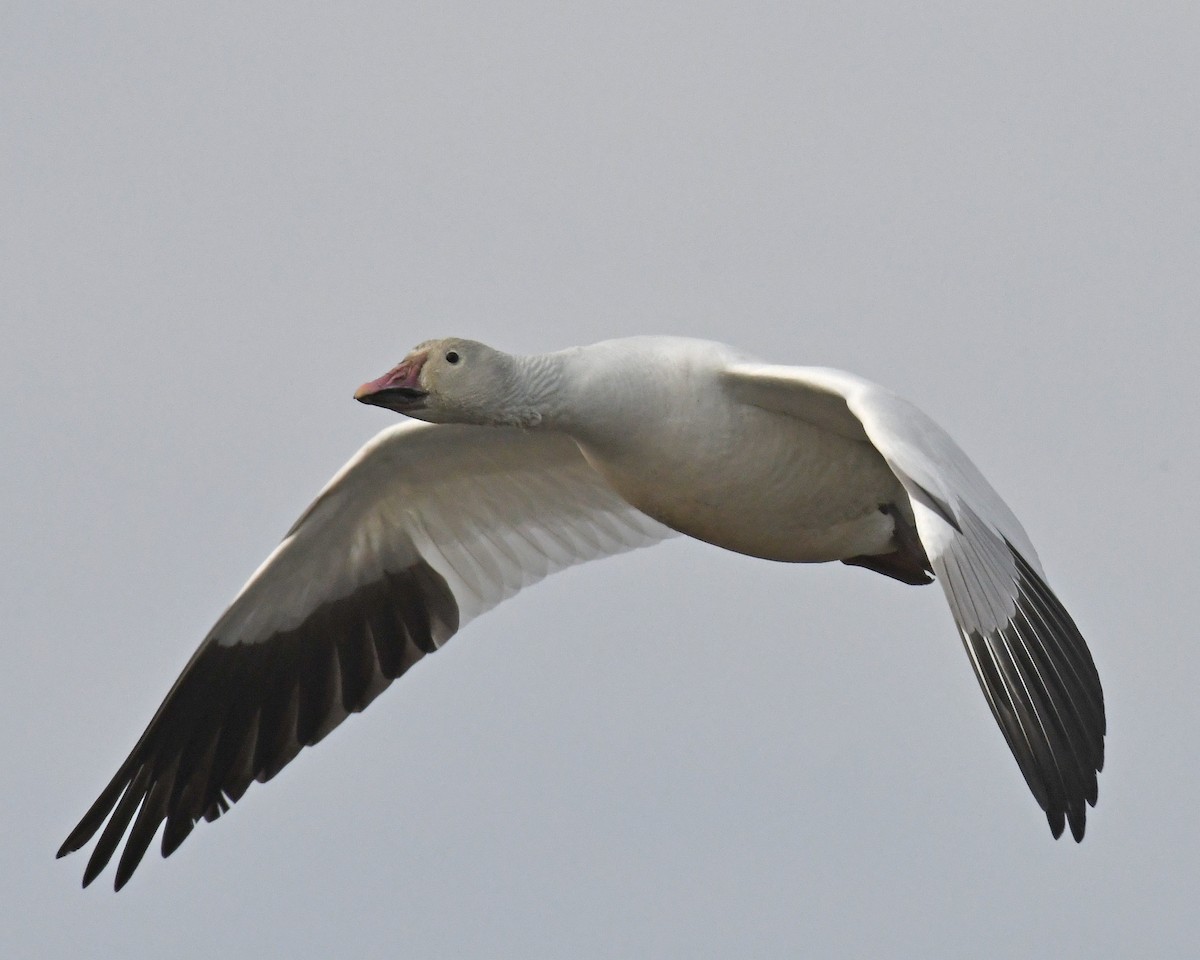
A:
<box><xmin>5</xmin><ymin>2</ymin><xmax>1199</xmax><ymax>957</ymax></box>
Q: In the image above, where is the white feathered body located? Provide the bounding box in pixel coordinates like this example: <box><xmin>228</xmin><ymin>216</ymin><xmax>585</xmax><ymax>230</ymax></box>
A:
<box><xmin>553</xmin><ymin>337</ymin><xmax>906</xmax><ymax>562</ymax></box>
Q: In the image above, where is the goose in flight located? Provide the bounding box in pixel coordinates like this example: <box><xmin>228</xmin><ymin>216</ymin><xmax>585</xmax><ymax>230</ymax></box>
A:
<box><xmin>59</xmin><ymin>336</ymin><xmax>1105</xmax><ymax>889</ymax></box>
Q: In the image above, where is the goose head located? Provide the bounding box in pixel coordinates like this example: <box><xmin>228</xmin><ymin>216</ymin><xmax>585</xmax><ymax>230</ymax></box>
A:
<box><xmin>355</xmin><ymin>338</ymin><xmax>525</xmax><ymax>426</ymax></box>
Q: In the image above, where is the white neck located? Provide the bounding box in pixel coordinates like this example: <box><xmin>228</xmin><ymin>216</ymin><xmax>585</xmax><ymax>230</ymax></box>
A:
<box><xmin>493</xmin><ymin>351</ymin><xmax>571</xmax><ymax>428</ymax></box>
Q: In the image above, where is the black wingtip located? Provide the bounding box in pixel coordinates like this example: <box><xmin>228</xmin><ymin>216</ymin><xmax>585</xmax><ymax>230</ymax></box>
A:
<box><xmin>1046</xmin><ymin>804</ymin><xmax>1088</xmax><ymax>842</ymax></box>
<box><xmin>59</xmin><ymin>816</ymin><xmax>101</xmax><ymax>860</ymax></box>
<box><xmin>954</xmin><ymin>537</ymin><xmax>1105</xmax><ymax>848</ymax></box>
<box><xmin>81</xmin><ymin>857</ymin><xmax>104</xmax><ymax>889</ymax></box>
<box><xmin>61</xmin><ymin>559</ymin><xmax>460</xmax><ymax>890</ymax></box>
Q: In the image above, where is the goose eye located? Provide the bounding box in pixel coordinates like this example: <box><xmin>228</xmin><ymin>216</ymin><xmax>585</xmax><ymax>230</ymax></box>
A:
<box><xmin>445</xmin><ymin>351</ymin><xmax>460</xmax><ymax>364</ymax></box>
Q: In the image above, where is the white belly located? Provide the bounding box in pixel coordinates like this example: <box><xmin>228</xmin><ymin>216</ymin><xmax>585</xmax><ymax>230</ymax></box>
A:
<box><xmin>574</xmin><ymin>404</ymin><xmax>906</xmax><ymax>563</ymax></box>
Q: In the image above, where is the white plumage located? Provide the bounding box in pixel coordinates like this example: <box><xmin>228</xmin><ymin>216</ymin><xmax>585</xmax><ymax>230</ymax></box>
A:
<box><xmin>59</xmin><ymin>336</ymin><xmax>1104</xmax><ymax>889</ymax></box>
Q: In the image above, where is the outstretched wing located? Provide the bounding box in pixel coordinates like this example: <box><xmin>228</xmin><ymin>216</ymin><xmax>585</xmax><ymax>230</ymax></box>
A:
<box><xmin>59</xmin><ymin>421</ymin><xmax>673</xmax><ymax>889</ymax></box>
<box><xmin>724</xmin><ymin>363</ymin><xmax>1105</xmax><ymax>841</ymax></box>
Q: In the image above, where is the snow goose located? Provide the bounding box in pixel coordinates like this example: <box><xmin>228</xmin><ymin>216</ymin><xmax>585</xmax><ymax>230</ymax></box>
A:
<box><xmin>59</xmin><ymin>336</ymin><xmax>1105</xmax><ymax>889</ymax></box>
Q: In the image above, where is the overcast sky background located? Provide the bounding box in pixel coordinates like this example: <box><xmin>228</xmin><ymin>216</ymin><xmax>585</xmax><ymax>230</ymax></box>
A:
<box><xmin>4</xmin><ymin>2</ymin><xmax>1199</xmax><ymax>957</ymax></box>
